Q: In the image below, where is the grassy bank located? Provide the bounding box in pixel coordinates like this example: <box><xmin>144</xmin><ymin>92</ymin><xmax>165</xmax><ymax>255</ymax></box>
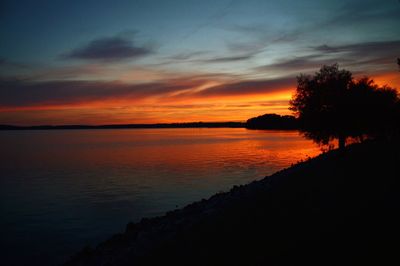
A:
<box><xmin>66</xmin><ymin>139</ymin><xmax>400</xmax><ymax>266</ymax></box>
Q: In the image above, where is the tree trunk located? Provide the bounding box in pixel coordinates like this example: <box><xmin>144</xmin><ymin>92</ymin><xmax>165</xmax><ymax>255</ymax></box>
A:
<box><xmin>338</xmin><ymin>135</ymin><xmax>346</xmax><ymax>151</ymax></box>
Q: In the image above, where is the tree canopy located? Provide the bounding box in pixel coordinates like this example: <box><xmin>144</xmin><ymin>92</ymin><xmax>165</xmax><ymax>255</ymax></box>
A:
<box><xmin>290</xmin><ymin>64</ymin><xmax>399</xmax><ymax>149</ymax></box>
<box><xmin>246</xmin><ymin>114</ymin><xmax>298</xmax><ymax>130</ymax></box>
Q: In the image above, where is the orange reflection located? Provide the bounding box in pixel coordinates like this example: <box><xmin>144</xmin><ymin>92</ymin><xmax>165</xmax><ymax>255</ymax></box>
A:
<box><xmin>1</xmin><ymin>128</ymin><xmax>321</xmax><ymax>179</ymax></box>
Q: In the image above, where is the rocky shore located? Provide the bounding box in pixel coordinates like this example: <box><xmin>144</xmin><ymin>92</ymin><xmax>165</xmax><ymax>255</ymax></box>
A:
<box><xmin>66</xmin><ymin>139</ymin><xmax>400</xmax><ymax>266</ymax></box>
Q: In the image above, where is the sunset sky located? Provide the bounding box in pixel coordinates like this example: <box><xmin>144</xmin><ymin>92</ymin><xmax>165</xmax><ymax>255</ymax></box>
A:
<box><xmin>1</xmin><ymin>0</ymin><xmax>399</xmax><ymax>125</ymax></box>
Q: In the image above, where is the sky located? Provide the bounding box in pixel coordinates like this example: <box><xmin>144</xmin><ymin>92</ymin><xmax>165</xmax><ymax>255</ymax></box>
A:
<box><xmin>0</xmin><ymin>0</ymin><xmax>399</xmax><ymax>125</ymax></box>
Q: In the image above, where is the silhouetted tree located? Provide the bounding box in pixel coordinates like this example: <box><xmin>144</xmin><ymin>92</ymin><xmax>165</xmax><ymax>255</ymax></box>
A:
<box><xmin>290</xmin><ymin>64</ymin><xmax>352</xmax><ymax>150</ymax></box>
<box><xmin>290</xmin><ymin>64</ymin><xmax>399</xmax><ymax>150</ymax></box>
<box><xmin>246</xmin><ymin>113</ymin><xmax>298</xmax><ymax>129</ymax></box>
<box><xmin>347</xmin><ymin>77</ymin><xmax>398</xmax><ymax>138</ymax></box>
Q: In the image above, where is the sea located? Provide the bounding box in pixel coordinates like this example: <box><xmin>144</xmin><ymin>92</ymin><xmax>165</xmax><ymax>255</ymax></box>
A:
<box><xmin>0</xmin><ymin>128</ymin><xmax>320</xmax><ymax>265</ymax></box>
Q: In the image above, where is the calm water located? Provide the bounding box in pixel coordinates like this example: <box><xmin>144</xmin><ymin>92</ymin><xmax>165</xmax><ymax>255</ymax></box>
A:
<box><xmin>0</xmin><ymin>128</ymin><xmax>320</xmax><ymax>265</ymax></box>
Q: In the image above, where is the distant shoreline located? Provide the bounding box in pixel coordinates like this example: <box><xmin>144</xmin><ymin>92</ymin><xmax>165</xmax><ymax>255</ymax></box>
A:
<box><xmin>0</xmin><ymin>122</ymin><xmax>246</xmax><ymax>130</ymax></box>
<box><xmin>0</xmin><ymin>114</ymin><xmax>303</xmax><ymax>131</ymax></box>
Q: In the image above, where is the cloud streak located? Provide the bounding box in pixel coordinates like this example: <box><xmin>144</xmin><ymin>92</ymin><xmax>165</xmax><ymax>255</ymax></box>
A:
<box><xmin>0</xmin><ymin>78</ymin><xmax>201</xmax><ymax>109</ymax></box>
<box><xmin>195</xmin><ymin>77</ymin><xmax>294</xmax><ymax>97</ymax></box>
<box><xmin>255</xmin><ymin>40</ymin><xmax>400</xmax><ymax>75</ymax></box>
<box><xmin>201</xmin><ymin>54</ymin><xmax>254</xmax><ymax>63</ymax></box>
<box><xmin>313</xmin><ymin>40</ymin><xmax>400</xmax><ymax>60</ymax></box>
<box><xmin>64</xmin><ymin>36</ymin><xmax>152</xmax><ymax>62</ymax></box>
<box><xmin>0</xmin><ymin>75</ymin><xmax>295</xmax><ymax>110</ymax></box>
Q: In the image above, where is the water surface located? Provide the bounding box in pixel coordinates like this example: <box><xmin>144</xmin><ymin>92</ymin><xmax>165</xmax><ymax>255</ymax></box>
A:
<box><xmin>0</xmin><ymin>128</ymin><xmax>320</xmax><ymax>265</ymax></box>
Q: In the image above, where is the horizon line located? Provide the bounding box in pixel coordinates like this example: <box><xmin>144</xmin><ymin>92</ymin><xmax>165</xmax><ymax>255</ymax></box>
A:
<box><xmin>0</xmin><ymin>121</ymin><xmax>249</xmax><ymax>130</ymax></box>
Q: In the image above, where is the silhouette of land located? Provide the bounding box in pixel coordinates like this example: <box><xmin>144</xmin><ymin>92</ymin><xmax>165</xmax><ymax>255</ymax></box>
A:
<box><xmin>0</xmin><ymin>115</ymin><xmax>301</xmax><ymax>131</ymax></box>
<box><xmin>0</xmin><ymin>122</ymin><xmax>245</xmax><ymax>130</ymax></box>
<box><xmin>246</xmin><ymin>113</ymin><xmax>298</xmax><ymax>129</ymax></box>
<box><xmin>65</xmin><ymin>139</ymin><xmax>400</xmax><ymax>265</ymax></box>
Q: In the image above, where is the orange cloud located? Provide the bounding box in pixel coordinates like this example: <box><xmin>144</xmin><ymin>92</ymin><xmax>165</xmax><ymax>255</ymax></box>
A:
<box><xmin>372</xmin><ymin>71</ymin><xmax>400</xmax><ymax>89</ymax></box>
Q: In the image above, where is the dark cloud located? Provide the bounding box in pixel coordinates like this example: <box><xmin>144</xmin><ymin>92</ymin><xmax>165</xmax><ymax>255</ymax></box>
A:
<box><xmin>313</xmin><ymin>40</ymin><xmax>400</xmax><ymax>58</ymax></box>
<box><xmin>201</xmin><ymin>54</ymin><xmax>254</xmax><ymax>63</ymax></box>
<box><xmin>0</xmin><ymin>78</ymin><xmax>202</xmax><ymax>108</ymax></box>
<box><xmin>313</xmin><ymin>44</ymin><xmax>339</xmax><ymax>54</ymax></box>
<box><xmin>313</xmin><ymin>40</ymin><xmax>400</xmax><ymax>72</ymax></box>
<box><xmin>194</xmin><ymin>77</ymin><xmax>295</xmax><ymax>97</ymax></box>
<box><xmin>64</xmin><ymin>36</ymin><xmax>152</xmax><ymax>61</ymax></box>
<box><xmin>256</xmin><ymin>40</ymin><xmax>400</xmax><ymax>75</ymax></box>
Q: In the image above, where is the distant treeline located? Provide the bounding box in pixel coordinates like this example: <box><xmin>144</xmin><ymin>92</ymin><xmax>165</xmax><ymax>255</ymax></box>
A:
<box><xmin>0</xmin><ymin>115</ymin><xmax>302</xmax><ymax>131</ymax></box>
<box><xmin>246</xmin><ymin>113</ymin><xmax>299</xmax><ymax>130</ymax></box>
<box><xmin>0</xmin><ymin>122</ymin><xmax>246</xmax><ymax>130</ymax></box>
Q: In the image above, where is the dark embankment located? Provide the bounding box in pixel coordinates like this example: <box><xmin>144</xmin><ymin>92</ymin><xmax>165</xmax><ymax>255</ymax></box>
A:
<box><xmin>246</xmin><ymin>113</ymin><xmax>298</xmax><ymax>129</ymax></box>
<box><xmin>66</xmin><ymin>139</ymin><xmax>400</xmax><ymax>266</ymax></box>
